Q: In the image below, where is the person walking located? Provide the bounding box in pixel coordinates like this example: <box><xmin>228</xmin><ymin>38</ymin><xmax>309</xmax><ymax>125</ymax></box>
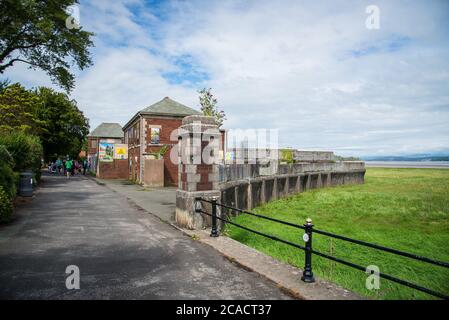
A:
<box><xmin>55</xmin><ymin>158</ymin><xmax>63</xmax><ymax>176</ymax></box>
<box><xmin>83</xmin><ymin>159</ymin><xmax>88</xmax><ymax>175</ymax></box>
<box><xmin>65</xmin><ymin>158</ymin><xmax>73</xmax><ymax>179</ymax></box>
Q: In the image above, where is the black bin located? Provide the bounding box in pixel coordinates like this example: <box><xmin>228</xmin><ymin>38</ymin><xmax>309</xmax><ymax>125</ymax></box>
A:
<box><xmin>18</xmin><ymin>171</ymin><xmax>33</xmax><ymax>197</ymax></box>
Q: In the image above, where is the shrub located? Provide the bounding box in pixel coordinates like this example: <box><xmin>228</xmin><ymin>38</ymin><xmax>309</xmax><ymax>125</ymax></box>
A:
<box><xmin>0</xmin><ymin>145</ymin><xmax>17</xmax><ymax>198</ymax></box>
<box><xmin>0</xmin><ymin>131</ymin><xmax>43</xmax><ymax>177</ymax></box>
<box><xmin>280</xmin><ymin>148</ymin><xmax>294</xmax><ymax>164</ymax></box>
<box><xmin>0</xmin><ymin>186</ymin><xmax>13</xmax><ymax>223</ymax></box>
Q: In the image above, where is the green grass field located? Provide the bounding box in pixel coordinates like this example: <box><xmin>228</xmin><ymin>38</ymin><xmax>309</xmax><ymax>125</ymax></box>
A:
<box><xmin>226</xmin><ymin>168</ymin><xmax>449</xmax><ymax>299</ymax></box>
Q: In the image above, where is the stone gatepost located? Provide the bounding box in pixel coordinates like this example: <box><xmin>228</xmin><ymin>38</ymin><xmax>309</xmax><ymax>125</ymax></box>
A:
<box><xmin>175</xmin><ymin>115</ymin><xmax>221</xmax><ymax>230</ymax></box>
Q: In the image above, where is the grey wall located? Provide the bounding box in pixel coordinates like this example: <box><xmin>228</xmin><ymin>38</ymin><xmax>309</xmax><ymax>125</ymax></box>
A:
<box><xmin>218</xmin><ymin>168</ymin><xmax>366</xmax><ymax>215</ymax></box>
<box><xmin>219</xmin><ymin>161</ymin><xmax>365</xmax><ymax>183</ymax></box>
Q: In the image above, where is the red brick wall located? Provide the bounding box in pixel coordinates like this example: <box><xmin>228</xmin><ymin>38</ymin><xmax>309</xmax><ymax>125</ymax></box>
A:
<box><xmin>124</xmin><ymin>119</ymin><xmax>141</xmax><ymax>182</ymax></box>
<box><xmin>98</xmin><ymin>159</ymin><xmax>128</xmax><ymax>179</ymax></box>
<box><xmin>143</xmin><ymin>117</ymin><xmax>183</xmax><ymax>186</ymax></box>
<box><xmin>87</xmin><ymin>137</ymin><xmax>98</xmax><ymax>155</ymax></box>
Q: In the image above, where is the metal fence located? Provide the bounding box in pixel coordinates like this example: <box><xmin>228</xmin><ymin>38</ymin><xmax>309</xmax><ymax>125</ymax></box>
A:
<box><xmin>195</xmin><ymin>197</ymin><xmax>449</xmax><ymax>300</ymax></box>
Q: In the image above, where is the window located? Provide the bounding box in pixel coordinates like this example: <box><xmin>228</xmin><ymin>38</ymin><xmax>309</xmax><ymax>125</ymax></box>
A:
<box><xmin>91</xmin><ymin>139</ymin><xmax>97</xmax><ymax>148</ymax></box>
<box><xmin>150</xmin><ymin>127</ymin><xmax>161</xmax><ymax>144</ymax></box>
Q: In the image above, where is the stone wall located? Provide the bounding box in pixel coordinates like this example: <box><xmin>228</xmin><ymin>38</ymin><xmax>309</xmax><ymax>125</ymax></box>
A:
<box><xmin>218</xmin><ymin>161</ymin><xmax>365</xmax><ymax>183</ymax></box>
<box><xmin>293</xmin><ymin>150</ymin><xmax>334</xmax><ymax>162</ymax></box>
<box><xmin>219</xmin><ymin>167</ymin><xmax>365</xmax><ymax>212</ymax></box>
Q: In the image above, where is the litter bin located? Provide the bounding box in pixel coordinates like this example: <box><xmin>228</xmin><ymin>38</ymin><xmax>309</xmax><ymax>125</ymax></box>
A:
<box><xmin>18</xmin><ymin>171</ymin><xmax>33</xmax><ymax>197</ymax></box>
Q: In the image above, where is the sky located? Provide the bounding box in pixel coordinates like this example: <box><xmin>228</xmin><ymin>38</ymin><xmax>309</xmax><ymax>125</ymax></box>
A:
<box><xmin>3</xmin><ymin>0</ymin><xmax>449</xmax><ymax>157</ymax></box>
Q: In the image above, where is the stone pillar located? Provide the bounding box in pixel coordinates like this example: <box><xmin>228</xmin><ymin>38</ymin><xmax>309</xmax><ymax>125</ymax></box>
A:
<box><xmin>175</xmin><ymin>115</ymin><xmax>221</xmax><ymax>230</ymax></box>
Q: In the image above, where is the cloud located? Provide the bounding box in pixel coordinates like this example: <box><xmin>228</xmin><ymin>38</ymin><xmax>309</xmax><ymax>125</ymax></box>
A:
<box><xmin>2</xmin><ymin>0</ymin><xmax>449</xmax><ymax>156</ymax></box>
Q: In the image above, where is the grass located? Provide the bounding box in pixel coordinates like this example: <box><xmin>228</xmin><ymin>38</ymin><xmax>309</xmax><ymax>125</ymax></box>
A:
<box><xmin>226</xmin><ymin>168</ymin><xmax>449</xmax><ymax>299</ymax></box>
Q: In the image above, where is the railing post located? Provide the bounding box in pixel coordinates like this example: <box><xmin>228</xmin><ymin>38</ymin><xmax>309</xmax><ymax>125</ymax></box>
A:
<box><xmin>301</xmin><ymin>218</ymin><xmax>315</xmax><ymax>283</ymax></box>
<box><xmin>210</xmin><ymin>197</ymin><xmax>219</xmax><ymax>237</ymax></box>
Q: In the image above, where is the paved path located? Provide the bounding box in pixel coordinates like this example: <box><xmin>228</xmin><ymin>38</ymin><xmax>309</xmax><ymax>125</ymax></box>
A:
<box><xmin>0</xmin><ymin>174</ymin><xmax>290</xmax><ymax>300</ymax></box>
<box><xmin>95</xmin><ymin>178</ymin><xmax>177</xmax><ymax>223</ymax></box>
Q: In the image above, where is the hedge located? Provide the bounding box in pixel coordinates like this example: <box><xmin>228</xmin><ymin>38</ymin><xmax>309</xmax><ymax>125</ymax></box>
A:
<box><xmin>0</xmin><ymin>186</ymin><xmax>13</xmax><ymax>223</ymax></box>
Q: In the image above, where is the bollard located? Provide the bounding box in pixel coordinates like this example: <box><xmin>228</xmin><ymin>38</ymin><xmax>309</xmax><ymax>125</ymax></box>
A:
<box><xmin>210</xmin><ymin>197</ymin><xmax>219</xmax><ymax>237</ymax></box>
<box><xmin>301</xmin><ymin>217</ymin><xmax>315</xmax><ymax>283</ymax></box>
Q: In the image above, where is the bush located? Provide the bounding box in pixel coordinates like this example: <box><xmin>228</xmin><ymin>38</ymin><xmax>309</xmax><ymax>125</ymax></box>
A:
<box><xmin>0</xmin><ymin>186</ymin><xmax>13</xmax><ymax>223</ymax></box>
<box><xmin>0</xmin><ymin>145</ymin><xmax>17</xmax><ymax>198</ymax></box>
<box><xmin>280</xmin><ymin>148</ymin><xmax>294</xmax><ymax>164</ymax></box>
<box><xmin>0</xmin><ymin>131</ymin><xmax>43</xmax><ymax>179</ymax></box>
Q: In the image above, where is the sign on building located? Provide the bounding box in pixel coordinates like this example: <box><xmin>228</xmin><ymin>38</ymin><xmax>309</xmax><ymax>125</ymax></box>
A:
<box><xmin>99</xmin><ymin>142</ymin><xmax>114</xmax><ymax>162</ymax></box>
<box><xmin>114</xmin><ymin>144</ymin><xmax>128</xmax><ymax>160</ymax></box>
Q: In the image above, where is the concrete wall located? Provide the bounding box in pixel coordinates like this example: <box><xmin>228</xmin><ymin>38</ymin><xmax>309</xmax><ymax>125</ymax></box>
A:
<box><xmin>293</xmin><ymin>150</ymin><xmax>334</xmax><ymax>162</ymax></box>
<box><xmin>143</xmin><ymin>158</ymin><xmax>164</xmax><ymax>187</ymax></box>
<box><xmin>219</xmin><ymin>161</ymin><xmax>365</xmax><ymax>183</ymax></box>
<box><xmin>219</xmin><ymin>168</ymin><xmax>365</xmax><ymax>212</ymax></box>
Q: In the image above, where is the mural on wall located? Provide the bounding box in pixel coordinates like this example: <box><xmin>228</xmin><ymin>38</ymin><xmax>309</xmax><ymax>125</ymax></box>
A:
<box><xmin>99</xmin><ymin>142</ymin><xmax>114</xmax><ymax>162</ymax></box>
<box><xmin>114</xmin><ymin>144</ymin><xmax>128</xmax><ymax>160</ymax></box>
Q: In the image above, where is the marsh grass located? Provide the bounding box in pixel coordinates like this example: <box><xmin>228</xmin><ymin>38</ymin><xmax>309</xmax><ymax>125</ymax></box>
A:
<box><xmin>226</xmin><ymin>168</ymin><xmax>449</xmax><ymax>299</ymax></box>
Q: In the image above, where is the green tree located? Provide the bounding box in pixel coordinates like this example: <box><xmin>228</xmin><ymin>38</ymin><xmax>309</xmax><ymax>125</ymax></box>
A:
<box><xmin>198</xmin><ymin>88</ymin><xmax>226</xmax><ymax>127</ymax></box>
<box><xmin>0</xmin><ymin>0</ymin><xmax>94</xmax><ymax>92</ymax></box>
<box><xmin>35</xmin><ymin>87</ymin><xmax>89</xmax><ymax>161</ymax></box>
<box><xmin>0</xmin><ymin>78</ymin><xmax>10</xmax><ymax>92</ymax></box>
<box><xmin>0</xmin><ymin>83</ymin><xmax>89</xmax><ymax>161</ymax></box>
<box><xmin>0</xmin><ymin>82</ymin><xmax>44</xmax><ymax>134</ymax></box>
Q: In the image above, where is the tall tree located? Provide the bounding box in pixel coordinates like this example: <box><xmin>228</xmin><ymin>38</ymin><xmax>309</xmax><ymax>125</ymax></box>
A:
<box><xmin>0</xmin><ymin>83</ymin><xmax>89</xmax><ymax>160</ymax></box>
<box><xmin>0</xmin><ymin>0</ymin><xmax>94</xmax><ymax>92</ymax></box>
<box><xmin>35</xmin><ymin>87</ymin><xmax>89</xmax><ymax>160</ymax></box>
<box><xmin>0</xmin><ymin>82</ymin><xmax>44</xmax><ymax>134</ymax></box>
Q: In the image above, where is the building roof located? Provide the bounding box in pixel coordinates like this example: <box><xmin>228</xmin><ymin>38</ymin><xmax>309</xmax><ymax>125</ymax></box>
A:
<box><xmin>140</xmin><ymin>97</ymin><xmax>201</xmax><ymax>116</ymax></box>
<box><xmin>88</xmin><ymin>123</ymin><xmax>123</xmax><ymax>138</ymax></box>
<box><xmin>123</xmin><ymin>97</ymin><xmax>201</xmax><ymax>130</ymax></box>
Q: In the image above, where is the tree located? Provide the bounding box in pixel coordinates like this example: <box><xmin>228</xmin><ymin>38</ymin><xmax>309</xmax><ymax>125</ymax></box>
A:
<box><xmin>0</xmin><ymin>78</ymin><xmax>10</xmax><ymax>92</ymax></box>
<box><xmin>0</xmin><ymin>82</ymin><xmax>45</xmax><ymax>134</ymax></box>
<box><xmin>0</xmin><ymin>0</ymin><xmax>94</xmax><ymax>92</ymax></box>
<box><xmin>0</xmin><ymin>83</ymin><xmax>89</xmax><ymax>161</ymax></box>
<box><xmin>35</xmin><ymin>87</ymin><xmax>89</xmax><ymax>161</ymax></box>
<box><xmin>198</xmin><ymin>88</ymin><xmax>226</xmax><ymax>127</ymax></box>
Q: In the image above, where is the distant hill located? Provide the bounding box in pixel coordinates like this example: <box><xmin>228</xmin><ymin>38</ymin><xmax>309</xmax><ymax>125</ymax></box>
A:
<box><xmin>362</xmin><ymin>154</ymin><xmax>449</xmax><ymax>161</ymax></box>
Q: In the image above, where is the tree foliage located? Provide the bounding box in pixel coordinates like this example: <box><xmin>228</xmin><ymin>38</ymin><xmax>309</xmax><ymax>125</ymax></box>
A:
<box><xmin>0</xmin><ymin>83</ymin><xmax>89</xmax><ymax>161</ymax></box>
<box><xmin>198</xmin><ymin>88</ymin><xmax>226</xmax><ymax>127</ymax></box>
<box><xmin>35</xmin><ymin>86</ymin><xmax>89</xmax><ymax>160</ymax></box>
<box><xmin>0</xmin><ymin>82</ymin><xmax>44</xmax><ymax>134</ymax></box>
<box><xmin>0</xmin><ymin>131</ymin><xmax>42</xmax><ymax>172</ymax></box>
<box><xmin>0</xmin><ymin>0</ymin><xmax>94</xmax><ymax>92</ymax></box>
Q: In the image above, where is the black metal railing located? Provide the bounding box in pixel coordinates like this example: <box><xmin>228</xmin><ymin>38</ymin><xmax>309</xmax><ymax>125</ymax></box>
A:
<box><xmin>195</xmin><ymin>197</ymin><xmax>449</xmax><ymax>300</ymax></box>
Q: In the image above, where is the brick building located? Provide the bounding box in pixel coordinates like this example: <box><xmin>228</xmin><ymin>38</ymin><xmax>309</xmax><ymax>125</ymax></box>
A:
<box><xmin>123</xmin><ymin>97</ymin><xmax>201</xmax><ymax>186</ymax></box>
<box><xmin>87</xmin><ymin>122</ymin><xmax>127</xmax><ymax>179</ymax></box>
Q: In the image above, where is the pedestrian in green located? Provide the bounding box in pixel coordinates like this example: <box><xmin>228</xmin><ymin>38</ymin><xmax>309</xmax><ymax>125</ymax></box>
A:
<box><xmin>65</xmin><ymin>158</ymin><xmax>73</xmax><ymax>179</ymax></box>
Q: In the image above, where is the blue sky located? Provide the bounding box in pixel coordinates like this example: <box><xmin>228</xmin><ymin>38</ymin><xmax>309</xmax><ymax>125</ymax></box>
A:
<box><xmin>3</xmin><ymin>0</ymin><xmax>449</xmax><ymax>157</ymax></box>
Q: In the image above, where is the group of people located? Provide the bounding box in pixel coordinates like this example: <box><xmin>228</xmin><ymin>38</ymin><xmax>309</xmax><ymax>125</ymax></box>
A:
<box><xmin>48</xmin><ymin>157</ymin><xmax>89</xmax><ymax>178</ymax></box>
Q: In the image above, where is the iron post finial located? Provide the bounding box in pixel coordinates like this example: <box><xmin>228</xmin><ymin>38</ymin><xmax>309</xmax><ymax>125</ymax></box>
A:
<box><xmin>306</xmin><ymin>218</ymin><xmax>312</xmax><ymax>225</ymax></box>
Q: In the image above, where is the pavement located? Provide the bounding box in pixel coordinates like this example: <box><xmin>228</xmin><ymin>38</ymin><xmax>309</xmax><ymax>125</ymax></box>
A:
<box><xmin>94</xmin><ymin>178</ymin><xmax>177</xmax><ymax>223</ymax></box>
<box><xmin>0</xmin><ymin>173</ymin><xmax>291</xmax><ymax>300</ymax></box>
<box><xmin>93</xmin><ymin>177</ymin><xmax>361</xmax><ymax>300</ymax></box>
